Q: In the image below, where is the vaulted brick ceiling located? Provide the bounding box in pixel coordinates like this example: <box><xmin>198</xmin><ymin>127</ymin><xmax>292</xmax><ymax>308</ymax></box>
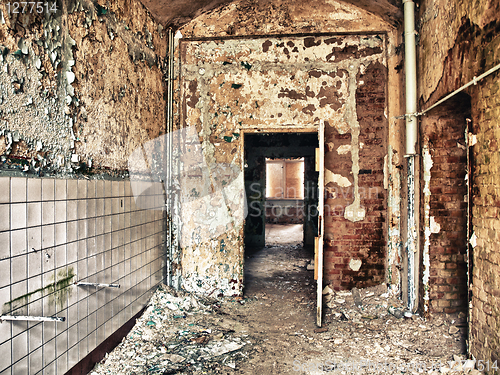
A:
<box><xmin>138</xmin><ymin>0</ymin><xmax>403</xmax><ymax>28</ymax></box>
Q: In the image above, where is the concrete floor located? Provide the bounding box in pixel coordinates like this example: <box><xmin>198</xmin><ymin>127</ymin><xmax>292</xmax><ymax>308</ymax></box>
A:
<box><xmin>265</xmin><ymin>223</ymin><xmax>303</xmax><ymax>245</ymax></box>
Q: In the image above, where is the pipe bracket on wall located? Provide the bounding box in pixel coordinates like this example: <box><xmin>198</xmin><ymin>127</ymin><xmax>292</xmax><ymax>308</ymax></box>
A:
<box><xmin>76</xmin><ymin>282</ymin><xmax>120</xmax><ymax>288</ymax></box>
<box><xmin>1</xmin><ymin>315</ymin><xmax>66</xmax><ymax>323</ymax></box>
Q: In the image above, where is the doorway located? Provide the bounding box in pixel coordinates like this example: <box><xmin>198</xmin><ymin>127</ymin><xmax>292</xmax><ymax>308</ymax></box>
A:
<box><xmin>243</xmin><ymin>132</ymin><xmax>319</xmax><ymax>298</ymax></box>
<box><xmin>243</xmin><ymin>133</ymin><xmax>319</xmax><ymax>248</ymax></box>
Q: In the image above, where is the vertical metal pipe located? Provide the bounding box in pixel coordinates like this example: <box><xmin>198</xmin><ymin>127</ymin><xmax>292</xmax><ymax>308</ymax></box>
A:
<box><xmin>404</xmin><ymin>0</ymin><xmax>418</xmax><ymax>155</ymax></box>
<box><xmin>404</xmin><ymin>0</ymin><xmax>418</xmax><ymax>312</ymax></box>
<box><xmin>166</xmin><ymin>28</ymin><xmax>174</xmax><ymax>287</ymax></box>
<box><xmin>407</xmin><ymin>156</ymin><xmax>417</xmax><ymax>312</ymax></box>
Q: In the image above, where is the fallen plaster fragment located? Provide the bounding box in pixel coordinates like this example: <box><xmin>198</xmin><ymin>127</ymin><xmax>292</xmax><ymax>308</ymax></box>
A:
<box><xmin>383</xmin><ymin>154</ymin><xmax>388</xmax><ymax>189</ymax></box>
<box><xmin>468</xmin><ymin>132</ymin><xmax>477</xmax><ymax>146</ymax></box>
<box><xmin>325</xmin><ymin>169</ymin><xmax>351</xmax><ymax>187</ymax></box>
<box><xmin>469</xmin><ymin>232</ymin><xmax>477</xmax><ymax>248</ymax></box>
<box><xmin>66</xmin><ymin>71</ymin><xmax>75</xmax><ymax>84</ymax></box>
<box><xmin>349</xmin><ymin>258</ymin><xmax>362</xmax><ymax>271</ymax></box>
<box><xmin>430</xmin><ymin>216</ymin><xmax>441</xmax><ymax>234</ymax></box>
<box><xmin>322</xmin><ymin>285</ymin><xmax>333</xmax><ymax>295</ymax></box>
<box><xmin>336</xmin><ymin>144</ymin><xmax>351</xmax><ymax>155</ymax></box>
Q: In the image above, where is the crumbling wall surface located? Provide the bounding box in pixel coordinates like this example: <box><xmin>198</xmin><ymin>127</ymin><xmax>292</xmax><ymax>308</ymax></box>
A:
<box><xmin>470</xmin><ymin>75</ymin><xmax>500</xmax><ymax>370</ymax></box>
<box><xmin>0</xmin><ymin>0</ymin><xmax>167</xmax><ymax>174</ymax></box>
<box><xmin>179</xmin><ymin>0</ymin><xmax>390</xmax><ymax>38</ymax></box>
<box><xmin>0</xmin><ymin>1</ymin><xmax>169</xmax><ymax>374</ymax></box>
<box><xmin>178</xmin><ymin>25</ymin><xmax>389</xmax><ymax>292</ymax></box>
<box><xmin>418</xmin><ymin>0</ymin><xmax>500</xmax><ymax>104</ymax></box>
<box><xmin>418</xmin><ymin>0</ymin><xmax>500</xmax><ymax>365</ymax></box>
<box><xmin>420</xmin><ymin>106</ymin><xmax>468</xmax><ymax>315</ymax></box>
<box><xmin>419</xmin><ymin>0</ymin><xmax>500</xmax><ymax>363</ymax></box>
<box><xmin>324</xmin><ymin>60</ymin><xmax>388</xmax><ymax>289</ymax></box>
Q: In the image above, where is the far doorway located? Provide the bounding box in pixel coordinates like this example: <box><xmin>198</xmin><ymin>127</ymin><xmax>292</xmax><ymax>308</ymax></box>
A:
<box><xmin>244</xmin><ymin>133</ymin><xmax>319</xmax><ymax>249</ymax></box>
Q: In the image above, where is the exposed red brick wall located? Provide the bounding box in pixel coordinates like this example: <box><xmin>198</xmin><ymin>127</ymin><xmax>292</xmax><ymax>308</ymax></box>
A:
<box><xmin>324</xmin><ymin>61</ymin><xmax>387</xmax><ymax>290</ymax></box>
<box><xmin>470</xmin><ymin>67</ymin><xmax>500</xmax><ymax>366</ymax></box>
<box><xmin>422</xmin><ymin>107</ymin><xmax>468</xmax><ymax>314</ymax></box>
<box><xmin>418</xmin><ymin>0</ymin><xmax>500</xmax><ymax>362</ymax></box>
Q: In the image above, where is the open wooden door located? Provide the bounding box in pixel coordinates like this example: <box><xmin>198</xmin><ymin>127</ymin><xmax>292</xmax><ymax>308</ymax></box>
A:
<box><xmin>315</xmin><ymin>120</ymin><xmax>325</xmax><ymax>327</ymax></box>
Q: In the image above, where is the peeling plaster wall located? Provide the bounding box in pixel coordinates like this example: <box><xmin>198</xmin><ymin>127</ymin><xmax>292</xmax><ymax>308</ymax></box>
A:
<box><xmin>179</xmin><ymin>0</ymin><xmax>391</xmax><ymax>38</ymax></box>
<box><xmin>0</xmin><ymin>1</ymin><xmax>169</xmax><ymax>373</ymax></box>
<box><xmin>325</xmin><ymin>59</ymin><xmax>388</xmax><ymax>289</ymax></box>
<box><xmin>0</xmin><ymin>0</ymin><xmax>167</xmax><ymax>174</ymax></box>
<box><xmin>418</xmin><ymin>0</ymin><xmax>500</xmax><ymax>363</ymax></box>
<box><xmin>176</xmin><ymin>0</ymin><xmax>402</xmax><ymax>294</ymax></box>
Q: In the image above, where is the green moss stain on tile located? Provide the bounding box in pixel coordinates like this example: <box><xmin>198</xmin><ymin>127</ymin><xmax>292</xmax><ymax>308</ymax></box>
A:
<box><xmin>3</xmin><ymin>267</ymin><xmax>75</xmax><ymax>314</ymax></box>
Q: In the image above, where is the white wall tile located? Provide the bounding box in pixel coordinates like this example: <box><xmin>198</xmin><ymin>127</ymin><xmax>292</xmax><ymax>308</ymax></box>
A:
<box><xmin>27</xmin><ymin>252</ymin><xmax>42</xmax><ymax>278</ymax></box>
<box><xmin>55</xmin><ymin>224</ymin><xmax>66</xmax><ymax>246</ymax></box>
<box><xmin>0</xmin><ymin>177</ymin><xmax>10</xmax><ymax>204</ymax></box>
<box><xmin>67</xmin><ymin>180</ymin><xmax>77</xmax><ymax>200</ymax></box>
<box><xmin>41</xmin><ymin>202</ymin><xmax>55</xmax><ymax>225</ymax></box>
<box><xmin>95</xmin><ymin>181</ymin><xmax>104</xmax><ymax>199</ymax></box>
<box><xmin>66</xmin><ymin>221</ymin><xmax>78</xmax><ymax>244</ymax></box>
<box><xmin>12</xmin><ymin>332</ymin><xmax>28</xmax><ymax>363</ymax></box>
<box><xmin>0</xmin><ymin>204</ymin><xmax>10</xmax><ymax>232</ymax></box>
<box><xmin>27</xmin><ymin>203</ymin><xmax>42</xmax><ymax>227</ymax></box>
<box><xmin>41</xmin><ymin>179</ymin><xmax>55</xmax><ymax>202</ymax></box>
<box><xmin>12</xmin><ymin>356</ymin><xmax>28</xmax><ymax>374</ymax></box>
<box><xmin>54</xmin><ymin>245</ymin><xmax>66</xmax><ymax>269</ymax></box>
<box><xmin>55</xmin><ymin>180</ymin><xmax>67</xmax><ymax>201</ymax></box>
<box><xmin>11</xmin><ymin>257</ymin><xmax>27</xmax><ymax>286</ymax></box>
<box><xmin>77</xmin><ymin>180</ymin><xmax>87</xmax><ymax>200</ymax></box>
<box><xmin>0</xmin><ymin>232</ymin><xmax>10</xmax><ymax>260</ymax></box>
<box><xmin>56</xmin><ymin>352</ymin><xmax>68</xmax><ymax>375</ymax></box>
<box><xmin>27</xmin><ymin>179</ymin><xmax>42</xmax><ymax>202</ymax></box>
<box><xmin>87</xmin><ymin>180</ymin><xmax>96</xmax><ymax>199</ymax></box>
<box><xmin>10</xmin><ymin>178</ymin><xmax>26</xmax><ymax>203</ymax></box>
<box><xmin>54</xmin><ymin>201</ymin><xmax>66</xmax><ymax>223</ymax></box>
<box><xmin>41</xmin><ymin>225</ymin><xmax>55</xmax><ymax>250</ymax></box>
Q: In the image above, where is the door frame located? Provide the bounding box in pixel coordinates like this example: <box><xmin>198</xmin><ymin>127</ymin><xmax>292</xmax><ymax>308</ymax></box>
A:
<box><xmin>241</xmin><ymin>125</ymin><xmax>324</xmax><ymax>326</ymax></box>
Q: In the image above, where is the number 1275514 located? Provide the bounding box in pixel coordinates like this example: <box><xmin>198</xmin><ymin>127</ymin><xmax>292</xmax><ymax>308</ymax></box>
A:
<box><xmin>6</xmin><ymin>2</ymin><xmax>57</xmax><ymax>14</ymax></box>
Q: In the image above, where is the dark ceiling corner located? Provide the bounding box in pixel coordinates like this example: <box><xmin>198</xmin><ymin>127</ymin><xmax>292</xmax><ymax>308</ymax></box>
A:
<box><xmin>138</xmin><ymin>0</ymin><xmax>403</xmax><ymax>29</ymax></box>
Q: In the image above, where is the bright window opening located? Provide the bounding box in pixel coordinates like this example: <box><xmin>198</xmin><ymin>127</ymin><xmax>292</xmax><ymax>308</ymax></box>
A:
<box><xmin>265</xmin><ymin>158</ymin><xmax>304</xmax><ymax>199</ymax></box>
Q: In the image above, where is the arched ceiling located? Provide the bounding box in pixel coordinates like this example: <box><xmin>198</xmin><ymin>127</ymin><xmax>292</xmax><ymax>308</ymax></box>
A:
<box><xmin>138</xmin><ymin>0</ymin><xmax>403</xmax><ymax>29</ymax></box>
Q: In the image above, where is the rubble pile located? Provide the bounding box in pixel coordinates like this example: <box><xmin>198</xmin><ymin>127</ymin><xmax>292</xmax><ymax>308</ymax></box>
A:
<box><xmin>89</xmin><ymin>259</ymin><xmax>479</xmax><ymax>375</ymax></box>
<box><xmin>322</xmin><ymin>284</ymin><xmax>405</xmax><ymax>322</ymax></box>
<box><xmin>314</xmin><ymin>284</ymin><xmax>476</xmax><ymax>374</ymax></box>
<box><xmin>91</xmin><ymin>285</ymin><xmax>254</xmax><ymax>374</ymax></box>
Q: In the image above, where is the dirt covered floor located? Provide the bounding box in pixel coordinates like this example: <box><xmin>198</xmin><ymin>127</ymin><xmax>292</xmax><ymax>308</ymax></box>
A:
<box><xmin>91</xmin><ymin>230</ymin><xmax>479</xmax><ymax>375</ymax></box>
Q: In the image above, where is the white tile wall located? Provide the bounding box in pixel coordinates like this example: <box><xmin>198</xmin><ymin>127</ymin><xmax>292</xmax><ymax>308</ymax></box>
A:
<box><xmin>0</xmin><ymin>177</ymin><xmax>166</xmax><ymax>374</ymax></box>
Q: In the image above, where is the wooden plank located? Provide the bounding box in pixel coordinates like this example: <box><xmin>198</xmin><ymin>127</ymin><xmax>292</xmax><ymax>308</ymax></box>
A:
<box><xmin>314</xmin><ymin>237</ymin><xmax>319</xmax><ymax>280</ymax></box>
<box><xmin>316</xmin><ymin>120</ymin><xmax>325</xmax><ymax>327</ymax></box>
<box><xmin>315</xmin><ymin>148</ymin><xmax>320</xmax><ymax>171</ymax></box>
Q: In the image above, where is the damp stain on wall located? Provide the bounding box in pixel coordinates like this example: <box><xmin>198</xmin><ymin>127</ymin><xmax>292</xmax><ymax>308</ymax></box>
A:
<box><xmin>2</xmin><ymin>267</ymin><xmax>75</xmax><ymax>314</ymax></box>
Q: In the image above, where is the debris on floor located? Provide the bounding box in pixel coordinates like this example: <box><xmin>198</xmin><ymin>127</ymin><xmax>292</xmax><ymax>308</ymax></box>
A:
<box><xmin>91</xmin><ymin>241</ymin><xmax>477</xmax><ymax>375</ymax></box>
<box><xmin>90</xmin><ymin>285</ymin><xmax>255</xmax><ymax>375</ymax></box>
<box><xmin>307</xmin><ymin>283</ymin><xmax>474</xmax><ymax>374</ymax></box>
